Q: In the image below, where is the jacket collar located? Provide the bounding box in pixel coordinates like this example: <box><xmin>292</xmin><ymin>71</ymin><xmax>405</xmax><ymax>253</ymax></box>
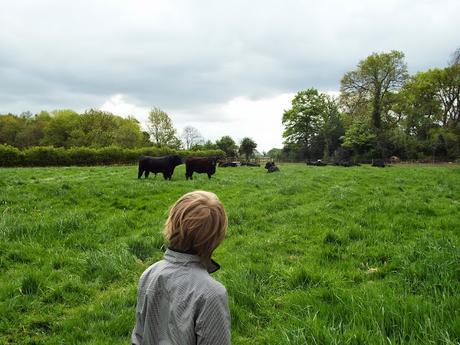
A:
<box><xmin>164</xmin><ymin>248</ymin><xmax>220</xmax><ymax>274</ymax></box>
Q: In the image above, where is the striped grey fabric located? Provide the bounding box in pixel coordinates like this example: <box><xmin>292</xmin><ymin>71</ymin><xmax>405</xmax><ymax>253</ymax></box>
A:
<box><xmin>132</xmin><ymin>249</ymin><xmax>231</xmax><ymax>345</ymax></box>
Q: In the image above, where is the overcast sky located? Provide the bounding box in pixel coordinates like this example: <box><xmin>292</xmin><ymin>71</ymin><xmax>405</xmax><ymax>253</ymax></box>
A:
<box><xmin>1</xmin><ymin>0</ymin><xmax>459</xmax><ymax>151</ymax></box>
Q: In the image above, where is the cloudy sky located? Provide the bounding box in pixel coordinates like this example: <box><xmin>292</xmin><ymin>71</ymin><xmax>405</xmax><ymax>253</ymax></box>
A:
<box><xmin>1</xmin><ymin>0</ymin><xmax>459</xmax><ymax>151</ymax></box>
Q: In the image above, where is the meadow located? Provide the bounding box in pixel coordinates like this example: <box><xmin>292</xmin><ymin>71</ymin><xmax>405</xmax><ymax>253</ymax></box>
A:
<box><xmin>0</xmin><ymin>163</ymin><xmax>459</xmax><ymax>345</ymax></box>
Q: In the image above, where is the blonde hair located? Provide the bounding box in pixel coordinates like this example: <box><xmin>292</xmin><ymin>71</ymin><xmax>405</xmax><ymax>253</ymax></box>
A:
<box><xmin>164</xmin><ymin>191</ymin><xmax>228</xmax><ymax>264</ymax></box>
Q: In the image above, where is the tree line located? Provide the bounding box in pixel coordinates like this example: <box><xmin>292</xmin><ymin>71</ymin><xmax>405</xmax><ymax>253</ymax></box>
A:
<box><xmin>277</xmin><ymin>49</ymin><xmax>460</xmax><ymax>162</ymax></box>
<box><xmin>0</xmin><ymin>108</ymin><xmax>259</xmax><ymax>160</ymax></box>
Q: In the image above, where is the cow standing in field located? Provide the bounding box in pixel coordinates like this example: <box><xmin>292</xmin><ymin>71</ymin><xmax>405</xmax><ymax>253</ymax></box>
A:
<box><xmin>138</xmin><ymin>155</ymin><xmax>182</xmax><ymax>180</ymax></box>
<box><xmin>185</xmin><ymin>157</ymin><xmax>218</xmax><ymax>180</ymax></box>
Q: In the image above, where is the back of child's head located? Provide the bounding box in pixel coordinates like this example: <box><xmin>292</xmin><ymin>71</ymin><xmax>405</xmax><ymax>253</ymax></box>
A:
<box><xmin>164</xmin><ymin>191</ymin><xmax>228</xmax><ymax>264</ymax></box>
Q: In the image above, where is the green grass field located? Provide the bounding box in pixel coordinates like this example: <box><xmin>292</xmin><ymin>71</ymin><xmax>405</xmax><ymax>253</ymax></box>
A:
<box><xmin>1</xmin><ymin>164</ymin><xmax>459</xmax><ymax>344</ymax></box>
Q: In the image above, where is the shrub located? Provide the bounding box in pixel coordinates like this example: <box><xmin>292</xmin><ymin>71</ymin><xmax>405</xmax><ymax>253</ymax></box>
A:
<box><xmin>0</xmin><ymin>144</ymin><xmax>23</xmax><ymax>166</ymax></box>
<box><xmin>0</xmin><ymin>146</ymin><xmax>224</xmax><ymax>167</ymax></box>
<box><xmin>24</xmin><ymin>146</ymin><xmax>67</xmax><ymax>166</ymax></box>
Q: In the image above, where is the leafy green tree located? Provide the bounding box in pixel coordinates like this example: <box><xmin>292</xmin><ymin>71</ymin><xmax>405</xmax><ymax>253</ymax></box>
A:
<box><xmin>430</xmin><ymin>65</ymin><xmax>460</xmax><ymax>128</ymax></box>
<box><xmin>0</xmin><ymin>114</ymin><xmax>25</xmax><ymax>146</ymax></box>
<box><xmin>282</xmin><ymin>88</ymin><xmax>343</xmax><ymax>159</ymax></box>
<box><xmin>340</xmin><ymin>51</ymin><xmax>409</xmax><ymax>132</ymax></box>
<box><xmin>239</xmin><ymin>137</ymin><xmax>257</xmax><ymax>161</ymax></box>
<box><xmin>42</xmin><ymin>110</ymin><xmax>80</xmax><ymax>148</ymax></box>
<box><xmin>15</xmin><ymin>111</ymin><xmax>51</xmax><ymax>148</ymax></box>
<box><xmin>396</xmin><ymin>71</ymin><xmax>442</xmax><ymax>139</ymax></box>
<box><xmin>192</xmin><ymin>140</ymin><xmax>218</xmax><ymax>151</ymax></box>
<box><xmin>267</xmin><ymin>148</ymin><xmax>282</xmax><ymax>160</ymax></box>
<box><xmin>113</xmin><ymin>117</ymin><xmax>144</xmax><ymax>148</ymax></box>
<box><xmin>342</xmin><ymin>121</ymin><xmax>376</xmax><ymax>157</ymax></box>
<box><xmin>147</xmin><ymin>107</ymin><xmax>180</xmax><ymax>148</ymax></box>
<box><xmin>216</xmin><ymin>135</ymin><xmax>238</xmax><ymax>158</ymax></box>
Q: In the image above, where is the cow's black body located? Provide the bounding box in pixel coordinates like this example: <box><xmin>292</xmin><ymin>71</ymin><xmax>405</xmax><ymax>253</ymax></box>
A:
<box><xmin>333</xmin><ymin>159</ymin><xmax>360</xmax><ymax>167</ymax></box>
<box><xmin>185</xmin><ymin>157</ymin><xmax>217</xmax><ymax>179</ymax></box>
<box><xmin>241</xmin><ymin>162</ymin><xmax>260</xmax><ymax>167</ymax></box>
<box><xmin>265</xmin><ymin>162</ymin><xmax>280</xmax><ymax>173</ymax></box>
<box><xmin>306</xmin><ymin>159</ymin><xmax>327</xmax><ymax>166</ymax></box>
<box><xmin>138</xmin><ymin>155</ymin><xmax>182</xmax><ymax>180</ymax></box>
<box><xmin>218</xmin><ymin>161</ymin><xmax>237</xmax><ymax>167</ymax></box>
<box><xmin>372</xmin><ymin>159</ymin><xmax>386</xmax><ymax>168</ymax></box>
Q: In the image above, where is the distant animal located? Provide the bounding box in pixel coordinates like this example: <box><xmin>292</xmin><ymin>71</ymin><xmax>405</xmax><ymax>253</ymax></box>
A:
<box><xmin>265</xmin><ymin>161</ymin><xmax>280</xmax><ymax>173</ymax></box>
<box><xmin>138</xmin><ymin>155</ymin><xmax>182</xmax><ymax>180</ymax></box>
<box><xmin>218</xmin><ymin>161</ymin><xmax>237</xmax><ymax>167</ymax></box>
<box><xmin>241</xmin><ymin>162</ymin><xmax>260</xmax><ymax>167</ymax></box>
<box><xmin>185</xmin><ymin>157</ymin><xmax>218</xmax><ymax>180</ymax></box>
<box><xmin>372</xmin><ymin>159</ymin><xmax>386</xmax><ymax>168</ymax></box>
<box><xmin>333</xmin><ymin>159</ymin><xmax>360</xmax><ymax>167</ymax></box>
<box><xmin>390</xmin><ymin>156</ymin><xmax>401</xmax><ymax>164</ymax></box>
<box><xmin>306</xmin><ymin>159</ymin><xmax>327</xmax><ymax>166</ymax></box>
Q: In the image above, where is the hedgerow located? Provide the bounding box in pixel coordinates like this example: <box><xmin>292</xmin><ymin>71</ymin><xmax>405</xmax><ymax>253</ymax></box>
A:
<box><xmin>0</xmin><ymin>145</ymin><xmax>223</xmax><ymax>167</ymax></box>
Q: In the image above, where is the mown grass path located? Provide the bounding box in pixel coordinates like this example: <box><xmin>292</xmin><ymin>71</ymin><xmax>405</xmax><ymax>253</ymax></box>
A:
<box><xmin>1</xmin><ymin>164</ymin><xmax>459</xmax><ymax>344</ymax></box>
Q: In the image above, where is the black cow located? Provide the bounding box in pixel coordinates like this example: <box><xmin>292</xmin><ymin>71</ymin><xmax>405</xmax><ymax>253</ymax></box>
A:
<box><xmin>218</xmin><ymin>161</ymin><xmax>237</xmax><ymax>167</ymax></box>
<box><xmin>186</xmin><ymin>157</ymin><xmax>218</xmax><ymax>180</ymax></box>
<box><xmin>138</xmin><ymin>155</ymin><xmax>182</xmax><ymax>180</ymax></box>
<box><xmin>241</xmin><ymin>162</ymin><xmax>261</xmax><ymax>167</ymax></box>
<box><xmin>265</xmin><ymin>161</ymin><xmax>280</xmax><ymax>173</ymax></box>
<box><xmin>372</xmin><ymin>159</ymin><xmax>386</xmax><ymax>167</ymax></box>
<box><xmin>306</xmin><ymin>159</ymin><xmax>327</xmax><ymax>166</ymax></box>
<box><xmin>333</xmin><ymin>159</ymin><xmax>360</xmax><ymax>167</ymax></box>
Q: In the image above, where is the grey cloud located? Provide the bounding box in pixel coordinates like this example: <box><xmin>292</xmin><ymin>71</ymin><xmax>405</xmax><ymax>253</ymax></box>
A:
<box><xmin>1</xmin><ymin>0</ymin><xmax>459</xmax><ymax>116</ymax></box>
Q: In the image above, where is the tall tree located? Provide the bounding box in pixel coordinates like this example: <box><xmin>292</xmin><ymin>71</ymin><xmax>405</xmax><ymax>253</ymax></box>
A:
<box><xmin>340</xmin><ymin>51</ymin><xmax>409</xmax><ymax>132</ymax></box>
<box><xmin>450</xmin><ymin>47</ymin><xmax>460</xmax><ymax>66</ymax></box>
<box><xmin>147</xmin><ymin>107</ymin><xmax>180</xmax><ymax>148</ymax></box>
<box><xmin>216</xmin><ymin>135</ymin><xmax>238</xmax><ymax>158</ymax></box>
<box><xmin>239</xmin><ymin>137</ymin><xmax>257</xmax><ymax>161</ymax></box>
<box><xmin>181</xmin><ymin>126</ymin><xmax>204</xmax><ymax>149</ymax></box>
<box><xmin>282</xmin><ymin>88</ymin><xmax>343</xmax><ymax>159</ymax></box>
<box><xmin>42</xmin><ymin>109</ymin><xmax>80</xmax><ymax>148</ymax></box>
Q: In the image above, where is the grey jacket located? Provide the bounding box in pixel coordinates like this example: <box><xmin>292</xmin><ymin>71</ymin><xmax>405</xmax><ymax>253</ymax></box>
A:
<box><xmin>132</xmin><ymin>249</ymin><xmax>231</xmax><ymax>345</ymax></box>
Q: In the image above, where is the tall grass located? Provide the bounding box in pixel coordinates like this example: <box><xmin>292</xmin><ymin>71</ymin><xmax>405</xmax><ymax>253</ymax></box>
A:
<box><xmin>0</xmin><ymin>164</ymin><xmax>459</xmax><ymax>344</ymax></box>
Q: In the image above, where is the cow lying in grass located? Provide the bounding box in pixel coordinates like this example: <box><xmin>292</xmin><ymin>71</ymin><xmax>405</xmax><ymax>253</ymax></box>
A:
<box><xmin>265</xmin><ymin>162</ymin><xmax>280</xmax><ymax>173</ymax></box>
<box><xmin>306</xmin><ymin>159</ymin><xmax>327</xmax><ymax>166</ymax></box>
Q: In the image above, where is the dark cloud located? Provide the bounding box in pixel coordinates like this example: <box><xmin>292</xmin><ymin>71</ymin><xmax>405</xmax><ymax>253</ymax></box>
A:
<box><xmin>1</xmin><ymin>0</ymin><xmax>459</xmax><ymax>149</ymax></box>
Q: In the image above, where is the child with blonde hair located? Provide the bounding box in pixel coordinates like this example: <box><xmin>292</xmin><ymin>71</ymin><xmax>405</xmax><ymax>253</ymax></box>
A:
<box><xmin>132</xmin><ymin>191</ymin><xmax>230</xmax><ymax>345</ymax></box>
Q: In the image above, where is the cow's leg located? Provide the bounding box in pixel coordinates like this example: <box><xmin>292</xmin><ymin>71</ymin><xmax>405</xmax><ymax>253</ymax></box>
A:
<box><xmin>162</xmin><ymin>172</ymin><xmax>168</xmax><ymax>180</ymax></box>
<box><xmin>145</xmin><ymin>170</ymin><xmax>150</xmax><ymax>178</ymax></box>
<box><xmin>138</xmin><ymin>168</ymin><xmax>144</xmax><ymax>179</ymax></box>
<box><xmin>207</xmin><ymin>173</ymin><xmax>212</xmax><ymax>179</ymax></box>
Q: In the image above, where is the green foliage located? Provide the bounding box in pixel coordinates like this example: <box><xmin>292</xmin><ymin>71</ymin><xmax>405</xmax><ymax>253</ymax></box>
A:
<box><xmin>0</xmin><ymin>144</ymin><xmax>23</xmax><ymax>166</ymax></box>
<box><xmin>282</xmin><ymin>88</ymin><xmax>344</xmax><ymax>160</ymax></box>
<box><xmin>147</xmin><ymin>107</ymin><xmax>181</xmax><ymax>148</ymax></box>
<box><xmin>0</xmin><ymin>164</ymin><xmax>459</xmax><ymax>344</ymax></box>
<box><xmin>340</xmin><ymin>50</ymin><xmax>409</xmax><ymax>131</ymax></box>
<box><xmin>216</xmin><ymin>135</ymin><xmax>238</xmax><ymax>158</ymax></box>
<box><xmin>238</xmin><ymin>137</ymin><xmax>257</xmax><ymax>161</ymax></box>
<box><xmin>0</xmin><ymin>145</ymin><xmax>224</xmax><ymax>167</ymax></box>
<box><xmin>342</xmin><ymin>122</ymin><xmax>376</xmax><ymax>157</ymax></box>
<box><xmin>267</xmin><ymin>148</ymin><xmax>283</xmax><ymax>160</ymax></box>
<box><xmin>0</xmin><ymin>109</ymin><xmax>148</xmax><ymax>149</ymax></box>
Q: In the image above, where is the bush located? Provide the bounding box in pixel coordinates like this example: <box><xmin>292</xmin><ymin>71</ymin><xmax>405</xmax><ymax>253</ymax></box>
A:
<box><xmin>0</xmin><ymin>146</ymin><xmax>224</xmax><ymax>167</ymax></box>
<box><xmin>24</xmin><ymin>146</ymin><xmax>68</xmax><ymax>166</ymax></box>
<box><xmin>0</xmin><ymin>145</ymin><xmax>23</xmax><ymax>166</ymax></box>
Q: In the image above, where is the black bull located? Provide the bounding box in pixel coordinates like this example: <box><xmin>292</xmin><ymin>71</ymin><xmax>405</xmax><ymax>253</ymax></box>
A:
<box><xmin>138</xmin><ymin>155</ymin><xmax>183</xmax><ymax>180</ymax></box>
<box><xmin>185</xmin><ymin>157</ymin><xmax>218</xmax><ymax>180</ymax></box>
